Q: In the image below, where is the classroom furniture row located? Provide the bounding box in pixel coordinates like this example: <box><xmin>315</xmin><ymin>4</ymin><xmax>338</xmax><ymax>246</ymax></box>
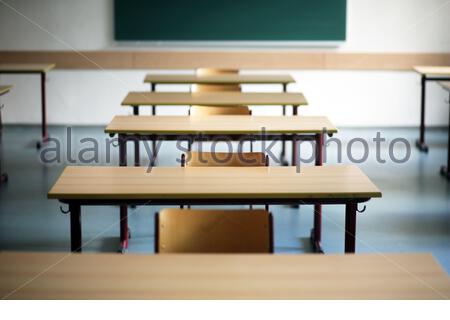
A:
<box><xmin>1</xmin><ymin>62</ymin><xmax>449</xmax><ymax>154</ymax></box>
<box><xmin>1</xmin><ymin>251</ymin><xmax>448</xmax><ymax>299</ymax></box>
<box><xmin>48</xmin><ymin>165</ymin><xmax>382</xmax><ymax>254</ymax></box>
<box><xmin>115</xmin><ymin>82</ymin><xmax>324</xmax><ymax>252</ymax></box>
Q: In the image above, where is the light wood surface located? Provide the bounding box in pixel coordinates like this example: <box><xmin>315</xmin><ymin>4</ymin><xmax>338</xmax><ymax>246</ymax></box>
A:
<box><xmin>0</xmin><ymin>63</ymin><xmax>55</xmax><ymax>73</ymax></box>
<box><xmin>105</xmin><ymin>115</ymin><xmax>337</xmax><ymax>135</ymax></box>
<box><xmin>144</xmin><ymin>74</ymin><xmax>295</xmax><ymax>84</ymax></box>
<box><xmin>2</xmin><ymin>51</ymin><xmax>450</xmax><ymax>70</ymax></box>
<box><xmin>413</xmin><ymin>66</ymin><xmax>450</xmax><ymax>76</ymax></box>
<box><xmin>186</xmin><ymin>152</ymin><xmax>266</xmax><ymax>167</ymax></box>
<box><xmin>0</xmin><ymin>85</ymin><xmax>12</xmax><ymax>96</ymax></box>
<box><xmin>439</xmin><ymin>81</ymin><xmax>450</xmax><ymax>92</ymax></box>
<box><xmin>47</xmin><ymin>165</ymin><xmax>381</xmax><ymax>201</ymax></box>
<box><xmin>157</xmin><ymin>209</ymin><xmax>271</xmax><ymax>253</ymax></box>
<box><xmin>0</xmin><ymin>252</ymin><xmax>448</xmax><ymax>299</ymax></box>
<box><xmin>196</xmin><ymin>68</ymin><xmax>238</xmax><ymax>76</ymax></box>
<box><xmin>122</xmin><ymin>92</ymin><xmax>308</xmax><ymax>107</ymax></box>
<box><xmin>190</xmin><ymin>105</ymin><xmax>251</xmax><ymax>116</ymax></box>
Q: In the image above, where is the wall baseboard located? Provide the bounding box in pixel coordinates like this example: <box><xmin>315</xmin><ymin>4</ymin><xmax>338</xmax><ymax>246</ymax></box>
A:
<box><xmin>0</xmin><ymin>51</ymin><xmax>449</xmax><ymax>70</ymax></box>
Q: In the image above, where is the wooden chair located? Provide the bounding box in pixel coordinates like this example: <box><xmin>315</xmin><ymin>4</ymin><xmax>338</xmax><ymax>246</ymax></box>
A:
<box><xmin>190</xmin><ymin>68</ymin><xmax>254</xmax><ymax>150</ymax></box>
<box><xmin>196</xmin><ymin>68</ymin><xmax>239</xmax><ymax>76</ymax></box>
<box><xmin>191</xmin><ymin>68</ymin><xmax>244</xmax><ymax>114</ymax></box>
<box><xmin>189</xmin><ymin>105</ymin><xmax>251</xmax><ymax>116</ymax></box>
<box><xmin>154</xmin><ymin>208</ymin><xmax>273</xmax><ymax>253</ymax></box>
<box><xmin>182</xmin><ymin>151</ymin><xmax>267</xmax><ymax>167</ymax></box>
<box><xmin>194</xmin><ymin>68</ymin><xmax>240</xmax><ymax>92</ymax></box>
<box><xmin>180</xmin><ymin>152</ymin><xmax>269</xmax><ymax>210</ymax></box>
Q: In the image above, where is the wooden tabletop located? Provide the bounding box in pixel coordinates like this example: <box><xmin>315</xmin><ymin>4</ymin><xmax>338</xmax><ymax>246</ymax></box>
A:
<box><xmin>122</xmin><ymin>92</ymin><xmax>308</xmax><ymax>106</ymax></box>
<box><xmin>0</xmin><ymin>252</ymin><xmax>448</xmax><ymax>299</ymax></box>
<box><xmin>413</xmin><ymin>66</ymin><xmax>450</xmax><ymax>76</ymax></box>
<box><xmin>439</xmin><ymin>81</ymin><xmax>450</xmax><ymax>92</ymax></box>
<box><xmin>144</xmin><ymin>74</ymin><xmax>295</xmax><ymax>85</ymax></box>
<box><xmin>105</xmin><ymin>115</ymin><xmax>337</xmax><ymax>135</ymax></box>
<box><xmin>48</xmin><ymin>165</ymin><xmax>381</xmax><ymax>201</ymax></box>
<box><xmin>0</xmin><ymin>63</ymin><xmax>55</xmax><ymax>73</ymax></box>
<box><xmin>0</xmin><ymin>85</ymin><xmax>12</xmax><ymax>96</ymax></box>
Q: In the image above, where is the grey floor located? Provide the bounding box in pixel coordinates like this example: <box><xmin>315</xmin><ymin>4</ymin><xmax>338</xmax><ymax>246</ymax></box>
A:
<box><xmin>0</xmin><ymin>125</ymin><xmax>449</xmax><ymax>273</ymax></box>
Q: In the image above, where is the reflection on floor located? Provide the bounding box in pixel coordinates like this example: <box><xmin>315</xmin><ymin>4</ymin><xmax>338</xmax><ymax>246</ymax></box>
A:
<box><xmin>0</xmin><ymin>125</ymin><xmax>449</xmax><ymax>273</ymax></box>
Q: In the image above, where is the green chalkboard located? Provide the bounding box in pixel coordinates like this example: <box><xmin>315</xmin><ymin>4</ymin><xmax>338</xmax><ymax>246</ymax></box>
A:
<box><xmin>114</xmin><ymin>0</ymin><xmax>346</xmax><ymax>41</ymax></box>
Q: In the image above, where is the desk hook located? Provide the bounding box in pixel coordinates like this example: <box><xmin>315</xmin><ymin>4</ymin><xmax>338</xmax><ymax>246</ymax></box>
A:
<box><xmin>110</xmin><ymin>138</ymin><xmax>119</xmax><ymax>147</ymax></box>
<box><xmin>356</xmin><ymin>204</ymin><xmax>366</xmax><ymax>213</ymax></box>
<box><xmin>59</xmin><ymin>205</ymin><xmax>70</xmax><ymax>214</ymax></box>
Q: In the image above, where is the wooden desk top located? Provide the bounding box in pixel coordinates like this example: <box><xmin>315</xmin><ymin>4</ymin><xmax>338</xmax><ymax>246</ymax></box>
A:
<box><xmin>0</xmin><ymin>63</ymin><xmax>55</xmax><ymax>73</ymax></box>
<box><xmin>105</xmin><ymin>115</ymin><xmax>337</xmax><ymax>135</ymax></box>
<box><xmin>439</xmin><ymin>81</ymin><xmax>450</xmax><ymax>92</ymax></box>
<box><xmin>413</xmin><ymin>66</ymin><xmax>450</xmax><ymax>76</ymax></box>
<box><xmin>48</xmin><ymin>165</ymin><xmax>381</xmax><ymax>201</ymax></box>
<box><xmin>0</xmin><ymin>252</ymin><xmax>448</xmax><ymax>299</ymax></box>
<box><xmin>122</xmin><ymin>92</ymin><xmax>308</xmax><ymax>107</ymax></box>
<box><xmin>0</xmin><ymin>85</ymin><xmax>12</xmax><ymax>96</ymax></box>
<box><xmin>144</xmin><ymin>74</ymin><xmax>295</xmax><ymax>85</ymax></box>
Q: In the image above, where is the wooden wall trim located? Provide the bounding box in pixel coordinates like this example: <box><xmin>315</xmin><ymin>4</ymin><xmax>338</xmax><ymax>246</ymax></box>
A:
<box><xmin>0</xmin><ymin>51</ymin><xmax>449</xmax><ymax>71</ymax></box>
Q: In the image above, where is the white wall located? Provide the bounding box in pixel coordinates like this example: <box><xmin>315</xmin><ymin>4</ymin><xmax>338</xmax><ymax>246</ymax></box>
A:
<box><xmin>0</xmin><ymin>0</ymin><xmax>449</xmax><ymax>126</ymax></box>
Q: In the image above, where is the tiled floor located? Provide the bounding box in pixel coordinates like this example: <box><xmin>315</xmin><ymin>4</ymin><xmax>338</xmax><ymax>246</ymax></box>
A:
<box><xmin>0</xmin><ymin>125</ymin><xmax>449</xmax><ymax>273</ymax></box>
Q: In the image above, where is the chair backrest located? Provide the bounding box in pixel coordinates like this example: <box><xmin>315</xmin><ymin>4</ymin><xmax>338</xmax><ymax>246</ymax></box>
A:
<box><xmin>182</xmin><ymin>152</ymin><xmax>268</xmax><ymax>167</ymax></box>
<box><xmin>189</xmin><ymin>105</ymin><xmax>251</xmax><ymax>116</ymax></box>
<box><xmin>194</xmin><ymin>68</ymin><xmax>240</xmax><ymax>93</ymax></box>
<box><xmin>155</xmin><ymin>208</ymin><xmax>273</xmax><ymax>253</ymax></box>
<box><xmin>196</xmin><ymin>68</ymin><xmax>239</xmax><ymax>76</ymax></box>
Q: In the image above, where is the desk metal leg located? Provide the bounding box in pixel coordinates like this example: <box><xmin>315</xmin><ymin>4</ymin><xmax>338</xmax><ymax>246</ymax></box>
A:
<box><xmin>150</xmin><ymin>85</ymin><xmax>157</xmax><ymax>163</ymax></box>
<box><xmin>151</xmin><ymin>83</ymin><xmax>156</xmax><ymax>117</ymax></box>
<box><xmin>311</xmin><ymin>133</ymin><xmax>324</xmax><ymax>253</ymax></box>
<box><xmin>345</xmin><ymin>202</ymin><xmax>357</xmax><ymax>253</ymax></box>
<box><xmin>289</xmin><ymin>106</ymin><xmax>300</xmax><ymax>208</ymax></box>
<box><xmin>291</xmin><ymin>134</ymin><xmax>298</xmax><ymax>167</ymax></box>
<box><xmin>69</xmin><ymin>203</ymin><xmax>82</xmax><ymax>252</ymax></box>
<box><xmin>290</xmin><ymin>105</ymin><xmax>298</xmax><ymax>166</ymax></box>
<box><xmin>0</xmin><ymin>104</ymin><xmax>7</xmax><ymax>186</ymax></box>
<box><xmin>37</xmin><ymin>72</ymin><xmax>49</xmax><ymax>149</ymax></box>
<box><xmin>440</xmin><ymin>93</ymin><xmax>450</xmax><ymax>179</ymax></box>
<box><xmin>118</xmin><ymin>135</ymin><xmax>129</xmax><ymax>252</ymax></box>
<box><xmin>132</xmin><ymin>106</ymin><xmax>140</xmax><ymax>166</ymax></box>
<box><xmin>280</xmin><ymin>83</ymin><xmax>288</xmax><ymax>165</ymax></box>
<box><xmin>120</xmin><ymin>205</ymin><xmax>129</xmax><ymax>253</ymax></box>
<box><xmin>416</xmin><ymin>75</ymin><xmax>429</xmax><ymax>152</ymax></box>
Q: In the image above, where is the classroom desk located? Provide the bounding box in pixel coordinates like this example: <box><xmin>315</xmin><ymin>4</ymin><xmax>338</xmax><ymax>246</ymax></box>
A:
<box><xmin>1</xmin><ymin>252</ymin><xmax>448</xmax><ymax>299</ymax></box>
<box><xmin>143</xmin><ymin>74</ymin><xmax>295</xmax><ymax>112</ymax></box>
<box><xmin>106</xmin><ymin>115</ymin><xmax>338</xmax><ymax>252</ymax></box>
<box><xmin>0</xmin><ymin>85</ymin><xmax>12</xmax><ymax>185</ymax></box>
<box><xmin>122</xmin><ymin>91</ymin><xmax>308</xmax><ymax>165</ymax></box>
<box><xmin>122</xmin><ymin>91</ymin><xmax>307</xmax><ymax>113</ymax></box>
<box><xmin>144</xmin><ymin>73</ymin><xmax>295</xmax><ymax>87</ymax></box>
<box><xmin>0</xmin><ymin>63</ymin><xmax>55</xmax><ymax>148</ymax></box>
<box><xmin>48</xmin><ymin>165</ymin><xmax>381</xmax><ymax>254</ymax></box>
<box><xmin>439</xmin><ymin>81</ymin><xmax>450</xmax><ymax>179</ymax></box>
<box><xmin>106</xmin><ymin>115</ymin><xmax>337</xmax><ymax>165</ymax></box>
<box><xmin>413</xmin><ymin>66</ymin><xmax>450</xmax><ymax>152</ymax></box>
